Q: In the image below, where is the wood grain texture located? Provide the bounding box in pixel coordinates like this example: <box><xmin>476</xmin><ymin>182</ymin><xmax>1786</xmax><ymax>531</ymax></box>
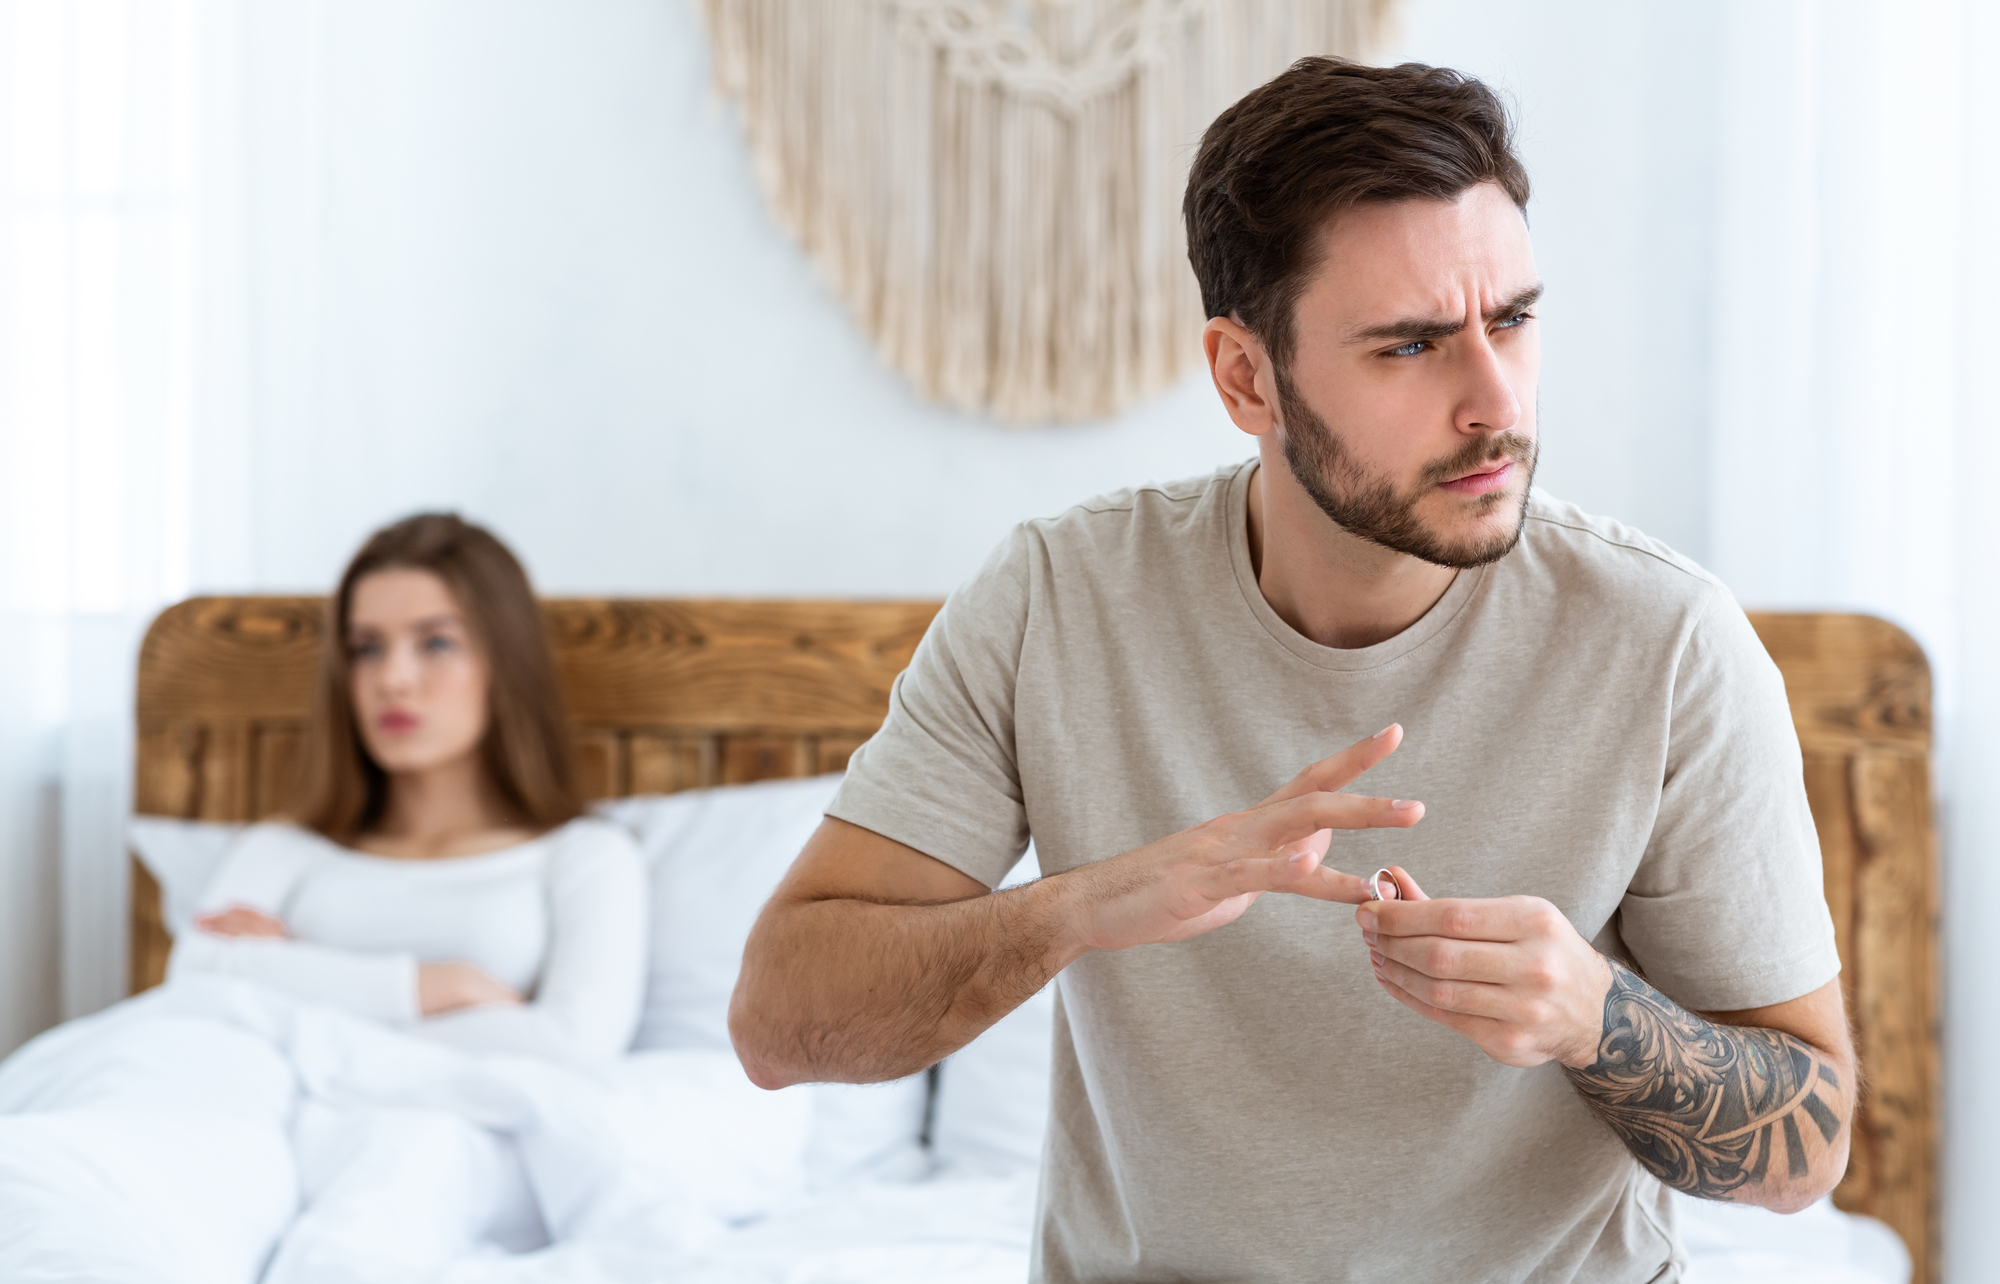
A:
<box><xmin>1748</xmin><ymin>612</ymin><xmax>1931</xmax><ymax>752</ymax></box>
<box><xmin>252</xmin><ymin>725</ymin><xmax>303</xmax><ymax>820</ymax></box>
<box><xmin>136</xmin><ymin>597</ymin><xmax>325</xmax><ymax>724</ymax></box>
<box><xmin>131</xmin><ymin>596</ymin><xmax>942</xmax><ymax>991</ymax></box>
<box><xmin>814</xmin><ymin>733</ymin><xmax>871</xmax><ymax>776</ymax></box>
<box><xmin>572</xmin><ymin>730</ymin><xmax>625</xmax><ymax>803</ymax></box>
<box><xmin>542</xmin><ymin>599</ymin><xmax>939</xmax><ymax>730</ymax></box>
<box><xmin>628</xmin><ymin>733</ymin><xmax>714</xmax><ymax>794</ymax></box>
<box><xmin>1748</xmin><ymin>612</ymin><xmax>1938</xmax><ymax>1284</ymax></box>
<box><xmin>127</xmin><ymin>859</ymin><xmax>170</xmax><ymax>999</ymax></box>
<box><xmin>129</xmin><ymin>599</ymin><xmax>1935</xmax><ymax>1279</ymax></box>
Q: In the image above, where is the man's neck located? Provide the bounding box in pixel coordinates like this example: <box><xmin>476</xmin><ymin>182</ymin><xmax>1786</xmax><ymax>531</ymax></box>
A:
<box><xmin>1245</xmin><ymin>443</ymin><xmax>1460</xmax><ymax>650</ymax></box>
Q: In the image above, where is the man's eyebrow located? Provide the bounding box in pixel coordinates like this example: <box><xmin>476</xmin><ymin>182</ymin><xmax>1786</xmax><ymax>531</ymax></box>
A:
<box><xmin>1485</xmin><ymin>283</ymin><xmax>1544</xmax><ymax>323</ymax></box>
<box><xmin>1346</xmin><ymin>283</ymin><xmax>1545</xmax><ymax>346</ymax></box>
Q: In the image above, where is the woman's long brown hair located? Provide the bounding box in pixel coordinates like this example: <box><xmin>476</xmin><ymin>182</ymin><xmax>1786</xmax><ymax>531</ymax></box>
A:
<box><xmin>288</xmin><ymin>513</ymin><xmax>582</xmax><ymax>842</ymax></box>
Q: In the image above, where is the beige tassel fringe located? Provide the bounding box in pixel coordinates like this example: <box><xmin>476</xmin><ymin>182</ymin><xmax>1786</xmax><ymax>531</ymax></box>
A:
<box><xmin>699</xmin><ymin>0</ymin><xmax>1396</xmax><ymax>423</ymax></box>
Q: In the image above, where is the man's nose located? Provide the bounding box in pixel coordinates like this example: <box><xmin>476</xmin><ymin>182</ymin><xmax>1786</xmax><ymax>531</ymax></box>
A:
<box><xmin>1453</xmin><ymin>333</ymin><xmax>1522</xmax><ymax>436</ymax></box>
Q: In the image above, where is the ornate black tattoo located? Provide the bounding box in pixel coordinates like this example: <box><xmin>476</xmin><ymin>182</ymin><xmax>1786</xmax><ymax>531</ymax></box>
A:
<box><xmin>1562</xmin><ymin>958</ymin><xmax>1846</xmax><ymax>1201</ymax></box>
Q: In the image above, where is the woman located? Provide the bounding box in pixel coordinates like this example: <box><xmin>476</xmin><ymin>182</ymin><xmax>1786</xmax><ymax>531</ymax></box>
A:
<box><xmin>170</xmin><ymin>512</ymin><xmax>646</xmax><ymax>1065</ymax></box>
<box><xmin>0</xmin><ymin>515</ymin><xmax>647</xmax><ymax>1281</ymax></box>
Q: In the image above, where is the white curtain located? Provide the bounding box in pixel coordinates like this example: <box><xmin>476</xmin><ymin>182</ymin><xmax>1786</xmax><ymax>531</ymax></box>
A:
<box><xmin>0</xmin><ymin>0</ymin><xmax>263</xmax><ymax>1052</ymax></box>
<box><xmin>1705</xmin><ymin>1</ymin><xmax>1998</xmax><ymax>1278</ymax></box>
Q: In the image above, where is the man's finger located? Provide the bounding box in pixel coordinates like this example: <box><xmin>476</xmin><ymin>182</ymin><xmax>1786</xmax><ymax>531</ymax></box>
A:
<box><xmin>1273</xmin><ymin>827</ymin><xmax>1332</xmax><ymax>867</ymax></box>
<box><xmin>1358</xmin><ymin>894</ymin><xmax>1548</xmax><ymax>942</ymax></box>
<box><xmin>1370</xmin><ymin>959</ymin><xmax>1508</xmax><ymax>1042</ymax></box>
<box><xmin>1201</xmin><ymin>843</ymin><xmax>1406</xmax><ymax>907</ymax></box>
<box><xmin>1372</xmin><ymin>950</ymin><xmax>1515</xmax><ymax>1016</ymax></box>
<box><xmin>1246</xmin><ymin>790</ymin><xmax>1424</xmax><ymax>847</ymax></box>
<box><xmin>1385</xmin><ymin>865</ymin><xmax>1429</xmax><ymax>902</ymax></box>
<box><xmin>1192</xmin><ymin>843</ymin><xmax>1378</xmax><ymax>904</ymax></box>
<box><xmin>1258</xmin><ymin>723</ymin><xmax>1404</xmax><ymax>806</ymax></box>
<box><xmin>1271</xmin><ymin>860</ymin><xmax>1379</xmax><ymax>904</ymax></box>
<box><xmin>1369</xmin><ymin>933</ymin><xmax>1519</xmax><ymax>984</ymax></box>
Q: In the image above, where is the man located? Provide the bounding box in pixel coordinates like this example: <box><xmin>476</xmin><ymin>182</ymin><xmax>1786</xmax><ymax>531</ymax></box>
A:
<box><xmin>731</xmin><ymin>57</ymin><xmax>1851</xmax><ymax>1283</ymax></box>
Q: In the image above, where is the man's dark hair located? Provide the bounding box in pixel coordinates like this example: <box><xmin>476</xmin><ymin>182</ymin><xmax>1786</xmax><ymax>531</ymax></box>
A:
<box><xmin>1184</xmin><ymin>57</ymin><xmax>1530</xmax><ymax>368</ymax></box>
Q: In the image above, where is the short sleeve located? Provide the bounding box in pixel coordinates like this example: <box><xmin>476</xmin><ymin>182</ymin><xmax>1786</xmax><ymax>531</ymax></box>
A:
<box><xmin>827</xmin><ymin>525</ymin><xmax>1035</xmax><ymax>889</ymax></box>
<box><xmin>1618</xmin><ymin>587</ymin><xmax>1841</xmax><ymax>1011</ymax></box>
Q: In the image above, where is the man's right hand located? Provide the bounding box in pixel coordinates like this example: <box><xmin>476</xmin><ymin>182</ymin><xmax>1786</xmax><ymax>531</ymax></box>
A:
<box><xmin>731</xmin><ymin>724</ymin><xmax>1421</xmax><ymax>1088</ymax></box>
<box><xmin>1054</xmin><ymin>722</ymin><xmax>1424</xmax><ymax>953</ymax></box>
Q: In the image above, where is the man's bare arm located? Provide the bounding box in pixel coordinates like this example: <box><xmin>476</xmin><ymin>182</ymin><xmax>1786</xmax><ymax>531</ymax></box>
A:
<box><xmin>730</xmin><ymin>726</ymin><xmax>1427</xmax><ymax>1089</ymax></box>
<box><xmin>728</xmin><ymin>819</ymin><xmax>1078</xmax><ymax>1087</ymax></box>
<box><xmin>1363</xmin><ymin>879</ymin><xmax>1855</xmax><ymax>1213</ymax></box>
<box><xmin>1563</xmin><ymin>969</ymin><xmax>1853</xmax><ymax>1212</ymax></box>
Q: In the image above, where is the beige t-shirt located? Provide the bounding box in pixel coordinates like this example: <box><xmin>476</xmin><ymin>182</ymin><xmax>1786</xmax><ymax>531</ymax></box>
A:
<box><xmin>829</xmin><ymin>460</ymin><xmax>1839</xmax><ymax>1284</ymax></box>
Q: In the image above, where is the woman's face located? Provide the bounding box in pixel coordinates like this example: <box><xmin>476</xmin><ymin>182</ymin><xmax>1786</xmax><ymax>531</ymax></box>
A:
<box><xmin>346</xmin><ymin>568</ymin><xmax>491</xmax><ymax>776</ymax></box>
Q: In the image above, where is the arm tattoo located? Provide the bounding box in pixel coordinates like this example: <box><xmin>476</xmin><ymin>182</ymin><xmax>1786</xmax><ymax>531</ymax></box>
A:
<box><xmin>1562</xmin><ymin>958</ymin><xmax>1846</xmax><ymax>1201</ymax></box>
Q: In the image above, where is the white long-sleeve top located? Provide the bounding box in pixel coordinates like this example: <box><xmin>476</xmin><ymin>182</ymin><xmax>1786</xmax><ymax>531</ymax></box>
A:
<box><xmin>167</xmin><ymin>817</ymin><xmax>648</xmax><ymax>1064</ymax></box>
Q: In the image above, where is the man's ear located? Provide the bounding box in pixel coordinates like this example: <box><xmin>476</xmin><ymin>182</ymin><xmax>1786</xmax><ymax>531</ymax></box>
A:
<box><xmin>1203</xmin><ymin>315</ymin><xmax>1279</xmax><ymax>439</ymax></box>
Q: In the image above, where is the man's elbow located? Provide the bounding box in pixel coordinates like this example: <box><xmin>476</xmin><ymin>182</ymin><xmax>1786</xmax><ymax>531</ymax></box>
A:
<box><xmin>1753</xmin><ymin>1135</ymin><xmax>1853</xmax><ymax>1215</ymax></box>
<box><xmin>727</xmin><ymin>975</ymin><xmax>801</xmax><ymax>1091</ymax></box>
<box><xmin>736</xmin><ymin>1054</ymin><xmax>797</xmax><ymax>1093</ymax></box>
<box><xmin>1763</xmin><ymin>1177</ymin><xmax>1838</xmax><ymax>1216</ymax></box>
<box><xmin>733</xmin><ymin>1044</ymin><xmax>801</xmax><ymax>1092</ymax></box>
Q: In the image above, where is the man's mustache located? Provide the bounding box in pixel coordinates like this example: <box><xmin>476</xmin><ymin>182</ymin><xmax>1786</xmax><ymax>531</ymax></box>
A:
<box><xmin>1418</xmin><ymin>433</ymin><xmax>1538</xmax><ymax>488</ymax></box>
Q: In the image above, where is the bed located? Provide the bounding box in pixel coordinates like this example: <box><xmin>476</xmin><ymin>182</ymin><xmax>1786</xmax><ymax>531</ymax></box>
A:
<box><xmin>120</xmin><ymin>597</ymin><xmax>1938</xmax><ymax>1283</ymax></box>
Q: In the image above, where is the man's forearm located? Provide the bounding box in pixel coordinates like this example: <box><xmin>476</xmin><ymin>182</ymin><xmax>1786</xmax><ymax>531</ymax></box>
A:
<box><xmin>733</xmin><ymin>734</ymin><xmax>1419</xmax><ymax>1090</ymax></box>
<box><xmin>1562</xmin><ymin>958</ymin><xmax>1852</xmax><ymax>1211</ymax></box>
<box><xmin>730</xmin><ymin>880</ymin><xmax>1080</xmax><ymax>1088</ymax></box>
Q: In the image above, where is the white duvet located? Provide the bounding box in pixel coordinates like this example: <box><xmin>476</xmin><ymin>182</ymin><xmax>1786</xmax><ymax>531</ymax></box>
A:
<box><xmin>0</xmin><ymin>978</ymin><xmax>646</xmax><ymax>1281</ymax></box>
<box><xmin>0</xmin><ymin>973</ymin><xmax>1911</xmax><ymax>1284</ymax></box>
<box><xmin>0</xmin><ymin>975</ymin><xmax>1028</xmax><ymax>1284</ymax></box>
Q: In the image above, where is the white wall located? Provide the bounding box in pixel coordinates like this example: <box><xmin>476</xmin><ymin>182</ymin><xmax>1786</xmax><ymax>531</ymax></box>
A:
<box><xmin>0</xmin><ymin>0</ymin><xmax>1742</xmax><ymax>1083</ymax></box>
<box><xmin>1385</xmin><ymin>3</ymin><xmax>1725</xmax><ymax>560</ymax></box>
<box><xmin>12</xmin><ymin>4</ymin><xmax>1994</xmax><ymax>1277</ymax></box>
<box><xmin>208</xmin><ymin>0</ymin><xmax>1724</xmax><ymax>601</ymax></box>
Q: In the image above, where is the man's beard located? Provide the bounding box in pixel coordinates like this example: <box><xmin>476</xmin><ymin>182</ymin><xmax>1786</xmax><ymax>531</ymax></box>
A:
<box><xmin>1276</xmin><ymin>368</ymin><xmax>1538</xmax><ymax>569</ymax></box>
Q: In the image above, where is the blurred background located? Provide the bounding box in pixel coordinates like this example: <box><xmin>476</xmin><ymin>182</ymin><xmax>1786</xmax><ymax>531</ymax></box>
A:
<box><xmin>0</xmin><ymin>0</ymin><xmax>1993</xmax><ymax>1274</ymax></box>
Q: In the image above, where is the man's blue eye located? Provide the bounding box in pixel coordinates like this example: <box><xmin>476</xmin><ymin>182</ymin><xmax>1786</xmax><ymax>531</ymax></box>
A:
<box><xmin>1495</xmin><ymin>312</ymin><xmax>1532</xmax><ymax>330</ymax></box>
<box><xmin>1388</xmin><ymin>341</ymin><xmax>1428</xmax><ymax>357</ymax></box>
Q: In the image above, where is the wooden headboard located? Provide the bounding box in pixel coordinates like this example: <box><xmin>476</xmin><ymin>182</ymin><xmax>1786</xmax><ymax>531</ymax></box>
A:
<box><xmin>1751</xmin><ymin>613</ymin><xmax>1937</xmax><ymax>1283</ymax></box>
<box><xmin>128</xmin><ymin>599</ymin><xmax>1939</xmax><ymax>1282</ymax></box>
<box><xmin>129</xmin><ymin>596</ymin><xmax>941</xmax><ymax>985</ymax></box>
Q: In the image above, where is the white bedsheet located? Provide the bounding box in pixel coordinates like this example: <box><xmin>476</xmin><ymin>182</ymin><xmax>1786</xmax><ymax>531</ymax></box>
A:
<box><xmin>0</xmin><ymin>977</ymin><xmax>800</xmax><ymax>1283</ymax></box>
<box><xmin>0</xmin><ymin>975</ymin><xmax>1910</xmax><ymax>1284</ymax></box>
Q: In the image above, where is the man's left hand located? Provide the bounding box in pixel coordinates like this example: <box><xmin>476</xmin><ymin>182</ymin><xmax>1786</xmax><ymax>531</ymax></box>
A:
<box><xmin>1358</xmin><ymin>869</ymin><xmax>1613</xmax><ymax>1069</ymax></box>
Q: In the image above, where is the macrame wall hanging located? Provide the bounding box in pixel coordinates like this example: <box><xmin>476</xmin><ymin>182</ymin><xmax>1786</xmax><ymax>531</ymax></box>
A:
<box><xmin>699</xmin><ymin>0</ymin><xmax>1398</xmax><ymax>423</ymax></box>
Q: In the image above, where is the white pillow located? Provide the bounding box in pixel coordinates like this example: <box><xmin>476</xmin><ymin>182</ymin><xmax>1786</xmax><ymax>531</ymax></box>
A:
<box><xmin>595</xmin><ymin>774</ymin><xmax>931</xmax><ymax>1188</ymax></box>
<box><xmin>802</xmin><ymin>1079</ymin><xmax>932</xmax><ymax>1191</ymax></box>
<box><xmin>931</xmin><ymin>984</ymin><xmax>1055</xmax><ymax>1178</ymax></box>
<box><xmin>126</xmin><ymin>817</ymin><xmax>243</xmax><ymax>938</ymax></box>
<box><xmin>1671</xmin><ymin>1189</ymin><xmax>1912</xmax><ymax>1284</ymax></box>
<box><xmin>595</xmin><ymin>773</ymin><xmax>846</xmax><ymax>1053</ymax></box>
<box><xmin>930</xmin><ymin>849</ymin><xmax>1054</xmax><ymax>1177</ymax></box>
<box><xmin>603</xmin><ymin>1048</ymin><xmax>816</xmax><ymax>1224</ymax></box>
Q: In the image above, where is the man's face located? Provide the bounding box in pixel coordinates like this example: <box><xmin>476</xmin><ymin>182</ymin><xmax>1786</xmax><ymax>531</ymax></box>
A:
<box><xmin>1276</xmin><ymin>181</ymin><xmax>1541</xmax><ymax>568</ymax></box>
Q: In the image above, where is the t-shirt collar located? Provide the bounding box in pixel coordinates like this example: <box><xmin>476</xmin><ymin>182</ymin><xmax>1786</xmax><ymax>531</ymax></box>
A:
<box><xmin>1224</xmin><ymin>458</ymin><xmax>1490</xmax><ymax>673</ymax></box>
